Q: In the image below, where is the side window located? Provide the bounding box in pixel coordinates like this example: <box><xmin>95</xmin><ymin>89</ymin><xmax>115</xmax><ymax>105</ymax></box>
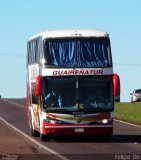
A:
<box><xmin>33</xmin><ymin>41</ymin><xmax>35</xmax><ymax>63</ymax></box>
<box><xmin>31</xmin><ymin>83</ymin><xmax>38</xmax><ymax>104</ymax></box>
<box><xmin>31</xmin><ymin>41</ymin><xmax>35</xmax><ymax>63</ymax></box>
<box><xmin>27</xmin><ymin>38</ymin><xmax>41</xmax><ymax>64</ymax></box>
<box><xmin>27</xmin><ymin>43</ymin><xmax>29</xmax><ymax>64</ymax></box>
<box><xmin>38</xmin><ymin>38</ymin><xmax>42</xmax><ymax>63</ymax></box>
<box><xmin>30</xmin><ymin>42</ymin><xmax>33</xmax><ymax>63</ymax></box>
<box><xmin>27</xmin><ymin>42</ymin><xmax>31</xmax><ymax>64</ymax></box>
<box><xmin>35</xmin><ymin>39</ymin><xmax>38</xmax><ymax>62</ymax></box>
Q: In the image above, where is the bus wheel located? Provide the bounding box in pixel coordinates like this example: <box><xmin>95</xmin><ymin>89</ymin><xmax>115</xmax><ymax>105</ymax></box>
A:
<box><xmin>102</xmin><ymin>135</ymin><xmax>112</xmax><ymax>142</ymax></box>
<box><xmin>40</xmin><ymin>133</ymin><xmax>50</xmax><ymax>141</ymax></box>
<box><xmin>29</xmin><ymin>114</ymin><xmax>40</xmax><ymax>137</ymax></box>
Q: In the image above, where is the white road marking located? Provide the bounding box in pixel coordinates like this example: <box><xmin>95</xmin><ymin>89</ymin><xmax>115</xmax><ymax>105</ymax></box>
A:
<box><xmin>2</xmin><ymin>99</ymin><xmax>25</xmax><ymax>108</ymax></box>
<box><xmin>0</xmin><ymin>117</ymin><xmax>69</xmax><ymax>160</ymax></box>
<box><xmin>0</xmin><ymin>101</ymin><xmax>69</xmax><ymax>160</ymax></box>
<box><xmin>115</xmin><ymin>119</ymin><xmax>141</xmax><ymax>128</ymax></box>
<box><xmin>2</xmin><ymin>98</ymin><xmax>141</xmax><ymax>156</ymax></box>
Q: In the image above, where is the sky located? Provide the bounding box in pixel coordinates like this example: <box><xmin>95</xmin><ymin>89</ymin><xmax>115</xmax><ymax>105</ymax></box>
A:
<box><xmin>0</xmin><ymin>0</ymin><xmax>141</xmax><ymax>102</ymax></box>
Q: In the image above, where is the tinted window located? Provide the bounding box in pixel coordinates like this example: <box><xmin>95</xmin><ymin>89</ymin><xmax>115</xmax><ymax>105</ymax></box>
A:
<box><xmin>135</xmin><ymin>90</ymin><xmax>141</xmax><ymax>93</ymax></box>
<box><xmin>42</xmin><ymin>76</ymin><xmax>113</xmax><ymax>112</ymax></box>
<box><xmin>43</xmin><ymin>38</ymin><xmax>112</xmax><ymax>68</ymax></box>
<box><xmin>27</xmin><ymin>39</ymin><xmax>40</xmax><ymax>64</ymax></box>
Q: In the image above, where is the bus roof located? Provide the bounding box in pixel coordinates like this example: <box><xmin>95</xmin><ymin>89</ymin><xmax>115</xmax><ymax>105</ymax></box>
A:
<box><xmin>28</xmin><ymin>29</ymin><xmax>109</xmax><ymax>41</ymax></box>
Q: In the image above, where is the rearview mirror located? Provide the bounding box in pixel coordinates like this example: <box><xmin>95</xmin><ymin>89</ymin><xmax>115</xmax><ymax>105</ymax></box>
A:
<box><xmin>35</xmin><ymin>75</ymin><xmax>42</xmax><ymax>96</ymax></box>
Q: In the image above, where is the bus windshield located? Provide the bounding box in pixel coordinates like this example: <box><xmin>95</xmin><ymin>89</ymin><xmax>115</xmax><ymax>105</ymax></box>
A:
<box><xmin>42</xmin><ymin>76</ymin><xmax>113</xmax><ymax>113</ymax></box>
<box><xmin>43</xmin><ymin>38</ymin><xmax>112</xmax><ymax>68</ymax></box>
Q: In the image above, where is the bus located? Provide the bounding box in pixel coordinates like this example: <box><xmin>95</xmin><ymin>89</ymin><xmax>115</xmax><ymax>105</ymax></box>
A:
<box><xmin>26</xmin><ymin>29</ymin><xmax>114</xmax><ymax>141</ymax></box>
<box><xmin>113</xmin><ymin>73</ymin><xmax>120</xmax><ymax>102</ymax></box>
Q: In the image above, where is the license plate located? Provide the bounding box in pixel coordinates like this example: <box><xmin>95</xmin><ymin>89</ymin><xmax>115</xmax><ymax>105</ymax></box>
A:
<box><xmin>75</xmin><ymin>128</ymin><xmax>84</xmax><ymax>132</ymax></box>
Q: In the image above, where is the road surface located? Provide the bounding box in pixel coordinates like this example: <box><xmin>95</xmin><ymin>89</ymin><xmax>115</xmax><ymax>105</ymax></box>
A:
<box><xmin>0</xmin><ymin>99</ymin><xmax>141</xmax><ymax>160</ymax></box>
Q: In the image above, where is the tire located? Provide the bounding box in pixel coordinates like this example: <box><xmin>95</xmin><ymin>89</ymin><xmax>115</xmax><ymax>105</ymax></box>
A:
<box><xmin>29</xmin><ymin>113</ymin><xmax>40</xmax><ymax>137</ymax></box>
<box><xmin>115</xmin><ymin>99</ymin><xmax>120</xmax><ymax>102</ymax></box>
<box><xmin>40</xmin><ymin>133</ymin><xmax>50</xmax><ymax>141</ymax></box>
<box><xmin>103</xmin><ymin>135</ymin><xmax>112</xmax><ymax>142</ymax></box>
<box><xmin>131</xmin><ymin>101</ymin><xmax>135</xmax><ymax>103</ymax></box>
<box><xmin>39</xmin><ymin>117</ymin><xmax>50</xmax><ymax>141</ymax></box>
<box><xmin>39</xmin><ymin>125</ymin><xmax>50</xmax><ymax>141</ymax></box>
<box><xmin>131</xmin><ymin>98</ymin><xmax>134</xmax><ymax>103</ymax></box>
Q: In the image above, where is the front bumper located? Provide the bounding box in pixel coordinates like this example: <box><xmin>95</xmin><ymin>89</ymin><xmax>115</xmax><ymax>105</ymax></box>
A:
<box><xmin>42</xmin><ymin>123</ymin><xmax>113</xmax><ymax>136</ymax></box>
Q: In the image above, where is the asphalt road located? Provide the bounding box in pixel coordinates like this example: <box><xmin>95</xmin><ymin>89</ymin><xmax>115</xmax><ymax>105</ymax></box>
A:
<box><xmin>0</xmin><ymin>99</ymin><xmax>141</xmax><ymax>160</ymax></box>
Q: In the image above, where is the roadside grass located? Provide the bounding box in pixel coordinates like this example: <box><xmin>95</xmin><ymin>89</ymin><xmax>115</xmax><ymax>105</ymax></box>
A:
<box><xmin>114</xmin><ymin>102</ymin><xmax>141</xmax><ymax>125</ymax></box>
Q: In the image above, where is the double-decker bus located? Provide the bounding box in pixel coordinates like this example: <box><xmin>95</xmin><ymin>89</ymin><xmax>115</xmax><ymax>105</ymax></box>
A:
<box><xmin>26</xmin><ymin>29</ymin><xmax>114</xmax><ymax>141</ymax></box>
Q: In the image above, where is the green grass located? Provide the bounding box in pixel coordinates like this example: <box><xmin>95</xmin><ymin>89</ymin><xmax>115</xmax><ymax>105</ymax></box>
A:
<box><xmin>114</xmin><ymin>102</ymin><xmax>141</xmax><ymax>125</ymax></box>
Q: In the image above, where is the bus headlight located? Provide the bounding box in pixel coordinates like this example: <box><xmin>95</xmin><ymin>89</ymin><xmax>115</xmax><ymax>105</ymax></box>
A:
<box><xmin>97</xmin><ymin>119</ymin><xmax>112</xmax><ymax>124</ymax></box>
<box><xmin>44</xmin><ymin>119</ymin><xmax>62</xmax><ymax>124</ymax></box>
<box><xmin>49</xmin><ymin>120</ymin><xmax>58</xmax><ymax>124</ymax></box>
<box><xmin>102</xmin><ymin>119</ymin><xmax>108</xmax><ymax>124</ymax></box>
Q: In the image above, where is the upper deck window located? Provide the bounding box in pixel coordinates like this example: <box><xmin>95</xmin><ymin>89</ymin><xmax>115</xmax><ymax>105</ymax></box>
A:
<box><xmin>43</xmin><ymin>38</ymin><xmax>112</xmax><ymax>68</ymax></box>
